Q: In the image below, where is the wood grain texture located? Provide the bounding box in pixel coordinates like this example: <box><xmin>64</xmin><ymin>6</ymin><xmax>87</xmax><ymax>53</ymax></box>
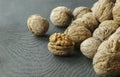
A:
<box><xmin>0</xmin><ymin>0</ymin><xmax>99</xmax><ymax>77</ymax></box>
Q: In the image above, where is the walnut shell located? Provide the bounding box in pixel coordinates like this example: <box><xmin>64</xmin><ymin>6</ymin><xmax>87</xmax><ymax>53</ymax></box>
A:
<box><xmin>73</xmin><ymin>6</ymin><xmax>91</xmax><ymax>19</ymax></box>
<box><xmin>93</xmin><ymin>32</ymin><xmax>120</xmax><ymax>77</ymax></box>
<box><xmin>65</xmin><ymin>26</ymin><xmax>91</xmax><ymax>45</ymax></box>
<box><xmin>64</xmin><ymin>18</ymin><xmax>87</xmax><ymax>34</ymax></box>
<box><xmin>50</xmin><ymin>6</ymin><xmax>72</xmax><ymax>27</ymax></box>
<box><xmin>64</xmin><ymin>12</ymin><xmax>99</xmax><ymax>33</ymax></box>
<box><xmin>93</xmin><ymin>20</ymin><xmax>119</xmax><ymax>41</ymax></box>
<box><xmin>112</xmin><ymin>1</ymin><xmax>120</xmax><ymax>25</ymax></box>
<box><xmin>27</xmin><ymin>14</ymin><xmax>49</xmax><ymax>35</ymax></box>
<box><xmin>81</xmin><ymin>12</ymin><xmax>99</xmax><ymax>32</ymax></box>
<box><xmin>48</xmin><ymin>33</ymin><xmax>74</xmax><ymax>56</ymax></box>
<box><xmin>80</xmin><ymin>37</ymin><xmax>101</xmax><ymax>59</ymax></box>
<box><xmin>92</xmin><ymin>0</ymin><xmax>114</xmax><ymax>22</ymax></box>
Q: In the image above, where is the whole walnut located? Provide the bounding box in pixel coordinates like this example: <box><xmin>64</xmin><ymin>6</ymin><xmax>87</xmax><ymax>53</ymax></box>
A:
<box><xmin>93</xmin><ymin>20</ymin><xmax>119</xmax><ymax>41</ymax></box>
<box><xmin>92</xmin><ymin>0</ymin><xmax>114</xmax><ymax>22</ymax></box>
<box><xmin>81</xmin><ymin>12</ymin><xmax>99</xmax><ymax>32</ymax></box>
<box><xmin>73</xmin><ymin>7</ymin><xmax>91</xmax><ymax>20</ymax></box>
<box><xmin>27</xmin><ymin>14</ymin><xmax>49</xmax><ymax>35</ymax></box>
<box><xmin>80</xmin><ymin>37</ymin><xmax>101</xmax><ymax>59</ymax></box>
<box><xmin>65</xmin><ymin>26</ymin><xmax>91</xmax><ymax>47</ymax></box>
<box><xmin>93</xmin><ymin>32</ymin><xmax>120</xmax><ymax>77</ymax></box>
<box><xmin>64</xmin><ymin>18</ymin><xmax>86</xmax><ymax>34</ymax></box>
<box><xmin>50</xmin><ymin>6</ymin><xmax>72</xmax><ymax>27</ymax></box>
<box><xmin>112</xmin><ymin>0</ymin><xmax>120</xmax><ymax>25</ymax></box>
<box><xmin>64</xmin><ymin>12</ymin><xmax>99</xmax><ymax>33</ymax></box>
<box><xmin>48</xmin><ymin>33</ymin><xmax>74</xmax><ymax>56</ymax></box>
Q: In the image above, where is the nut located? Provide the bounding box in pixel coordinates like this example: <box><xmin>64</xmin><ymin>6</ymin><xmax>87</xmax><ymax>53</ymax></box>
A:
<box><xmin>64</xmin><ymin>12</ymin><xmax>99</xmax><ymax>33</ymax></box>
<box><xmin>27</xmin><ymin>14</ymin><xmax>49</xmax><ymax>35</ymax></box>
<box><xmin>65</xmin><ymin>26</ymin><xmax>91</xmax><ymax>46</ymax></box>
<box><xmin>92</xmin><ymin>0</ymin><xmax>114</xmax><ymax>22</ymax></box>
<box><xmin>50</xmin><ymin>6</ymin><xmax>72</xmax><ymax>27</ymax></box>
<box><xmin>80</xmin><ymin>37</ymin><xmax>101</xmax><ymax>59</ymax></box>
<box><xmin>93</xmin><ymin>32</ymin><xmax>120</xmax><ymax>77</ymax></box>
<box><xmin>81</xmin><ymin>12</ymin><xmax>99</xmax><ymax>32</ymax></box>
<box><xmin>93</xmin><ymin>20</ymin><xmax>119</xmax><ymax>41</ymax></box>
<box><xmin>112</xmin><ymin>0</ymin><xmax>120</xmax><ymax>25</ymax></box>
<box><xmin>73</xmin><ymin>6</ymin><xmax>91</xmax><ymax>19</ymax></box>
<box><xmin>64</xmin><ymin>18</ymin><xmax>87</xmax><ymax>34</ymax></box>
<box><xmin>48</xmin><ymin>33</ymin><xmax>74</xmax><ymax>56</ymax></box>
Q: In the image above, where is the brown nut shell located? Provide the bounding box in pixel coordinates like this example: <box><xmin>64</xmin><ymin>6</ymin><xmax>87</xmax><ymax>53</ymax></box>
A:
<box><xmin>93</xmin><ymin>32</ymin><xmax>120</xmax><ymax>77</ymax></box>
<box><xmin>92</xmin><ymin>0</ymin><xmax>114</xmax><ymax>22</ymax></box>
<box><xmin>81</xmin><ymin>12</ymin><xmax>99</xmax><ymax>32</ymax></box>
<box><xmin>73</xmin><ymin>6</ymin><xmax>91</xmax><ymax>19</ymax></box>
<box><xmin>27</xmin><ymin>14</ymin><xmax>49</xmax><ymax>35</ymax></box>
<box><xmin>93</xmin><ymin>20</ymin><xmax>119</xmax><ymax>41</ymax></box>
<box><xmin>50</xmin><ymin>6</ymin><xmax>72</xmax><ymax>27</ymax></box>
<box><xmin>80</xmin><ymin>37</ymin><xmax>101</xmax><ymax>59</ymax></box>
<box><xmin>65</xmin><ymin>26</ymin><xmax>91</xmax><ymax>45</ymax></box>
<box><xmin>64</xmin><ymin>12</ymin><xmax>98</xmax><ymax>33</ymax></box>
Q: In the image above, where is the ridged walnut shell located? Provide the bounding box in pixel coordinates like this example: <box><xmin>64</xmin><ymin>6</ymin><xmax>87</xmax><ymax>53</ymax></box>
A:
<box><xmin>93</xmin><ymin>20</ymin><xmax>119</xmax><ymax>41</ymax></box>
<box><xmin>73</xmin><ymin>6</ymin><xmax>91</xmax><ymax>19</ymax></box>
<box><xmin>93</xmin><ymin>32</ymin><xmax>120</xmax><ymax>77</ymax></box>
<box><xmin>92</xmin><ymin>0</ymin><xmax>114</xmax><ymax>22</ymax></box>
<box><xmin>65</xmin><ymin>26</ymin><xmax>91</xmax><ymax>45</ymax></box>
<box><xmin>64</xmin><ymin>12</ymin><xmax>98</xmax><ymax>33</ymax></box>
<box><xmin>27</xmin><ymin>14</ymin><xmax>49</xmax><ymax>35</ymax></box>
<box><xmin>80</xmin><ymin>37</ymin><xmax>101</xmax><ymax>59</ymax></box>
<box><xmin>50</xmin><ymin>6</ymin><xmax>72</xmax><ymax>27</ymax></box>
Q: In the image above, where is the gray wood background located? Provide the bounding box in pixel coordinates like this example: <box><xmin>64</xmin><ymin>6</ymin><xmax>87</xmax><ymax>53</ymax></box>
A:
<box><xmin>0</xmin><ymin>0</ymin><xmax>99</xmax><ymax>77</ymax></box>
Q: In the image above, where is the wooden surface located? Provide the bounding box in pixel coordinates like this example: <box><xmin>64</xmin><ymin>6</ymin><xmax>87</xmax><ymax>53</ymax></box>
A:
<box><xmin>0</xmin><ymin>0</ymin><xmax>99</xmax><ymax>77</ymax></box>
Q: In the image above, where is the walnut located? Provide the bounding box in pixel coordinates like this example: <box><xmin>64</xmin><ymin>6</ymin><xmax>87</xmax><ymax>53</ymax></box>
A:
<box><xmin>73</xmin><ymin>6</ymin><xmax>91</xmax><ymax>20</ymax></box>
<box><xmin>80</xmin><ymin>37</ymin><xmax>101</xmax><ymax>59</ymax></box>
<box><xmin>81</xmin><ymin>12</ymin><xmax>99</xmax><ymax>32</ymax></box>
<box><xmin>64</xmin><ymin>18</ymin><xmax>87</xmax><ymax>34</ymax></box>
<box><xmin>65</xmin><ymin>26</ymin><xmax>91</xmax><ymax>47</ymax></box>
<box><xmin>91</xmin><ymin>0</ymin><xmax>114</xmax><ymax>22</ymax></box>
<box><xmin>27</xmin><ymin>14</ymin><xmax>49</xmax><ymax>35</ymax></box>
<box><xmin>93</xmin><ymin>32</ymin><xmax>120</xmax><ymax>77</ymax></box>
<box><xmin>93</xmin><ymin>20</ymin><xmax>119</xmax><ymax>41</ymax></box>
<box><xmin>112</xmin><ymin>0</ymin><xmax>120</xmax><ymax>25</ymax></box>
<box><xmin>50</xmin><ymin>6</ymin><xmax>72</xmax><ymax>27</ymax></box>
<box><xmin>48</xmin><ymin>33</ymin><xmax>74</xmax><ymax>56</ymax></box>
<box><xmin>64</xmin><ymin>12</ymin><xmax>99</xmax><ymax>33</ymax></box>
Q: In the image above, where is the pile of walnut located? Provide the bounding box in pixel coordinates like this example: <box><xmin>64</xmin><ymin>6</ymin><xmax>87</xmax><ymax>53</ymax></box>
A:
<box><xmin>27</xmin><ymin>0</ymin><xmax>120</xmax><ymax>76</ymax></box>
